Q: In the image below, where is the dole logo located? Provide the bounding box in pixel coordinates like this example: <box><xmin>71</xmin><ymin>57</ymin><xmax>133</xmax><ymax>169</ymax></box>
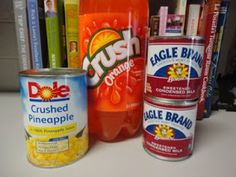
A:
<box><xmin>28</xmin><ymin>82</ymin><xmax>70</xmax><ymax>102</ymax></box>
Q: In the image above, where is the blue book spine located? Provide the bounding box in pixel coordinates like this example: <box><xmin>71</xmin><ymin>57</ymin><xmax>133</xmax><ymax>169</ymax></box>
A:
<box><xmin>27</xmin><ymin>0</ymin><xmax>43</xmax><ymax>69</ymax></box>
<box><xmin>204</xmin><ymin>0</ymin><xmax>230</xmax><ymax>118</ymax></box>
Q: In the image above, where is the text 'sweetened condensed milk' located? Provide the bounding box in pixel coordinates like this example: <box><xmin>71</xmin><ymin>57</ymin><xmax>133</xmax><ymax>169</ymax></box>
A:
<box><xmin>143</xmin><ymin>96</ymin><xmax>197</xmax><ymax>160</ymax></box>
<box><xmin>19</xmin><ymin>68</ymin><xmax>88</xmax><ymax>168</ymax></box>
<box><xmin>146</xmin><ymin>36</ymin><xmax>205</xmax><ymax>100</ymax></box>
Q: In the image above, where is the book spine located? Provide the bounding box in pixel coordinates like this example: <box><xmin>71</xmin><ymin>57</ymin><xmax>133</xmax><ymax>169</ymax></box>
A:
<box><xmin>150</xmin><ymin>15</ymin><xmax>159</xmax><ymax>37</ymax></box>
<box><xmin>27</xmin><ymin>0</ymin><xmax>43</xmax><ymax>69</ymax></box>
<box><xmin>186</xmin><ymin>4</ymin><xmax>201</xmax><ymax>36</ymax></box>
<box><xmin>64</xmin><ymin>0</ymin><xmax>80</xmax><ymax>68</ymax></box>
<box><xmin>197</xmin><ymin>1</ymin><xmax>209</xmax><ymax>36</ymax></box>
<box><xmin>13</xmin><ymin>0</ymin><xmax>31</xmax><ymax>70</ymax></box>
<box><xmin>44</xmin><ymin>0</ymin><xmax>62</xmax><ymax>68</ymax></box>
<box><xmin>58</xmin><ymin>0</ymin><xmax>67</xmax><ymax>67</ymax></box>
<box><xmin>175</xmin><ymin>0</ymin><xmax>187</xmax><ymax>15</ymax></box>
<box><xmin>197</xmin><ymin>0</ymin><xmax>221</xmax><ymax>120</ymax></box>
<box><xmin>204</xmin><ymin>1</ymin><xmax>230</xmax><ymax>118</ymax></box>
<box><xmin>38</xmin><ymin>0</ymin><xmax>48</xmax><ymax>68</ymax></box>
<box><xmin>165</xmin><ymin>0</ymin><xmax>186</xmax><ymax>36</ymax></box>
<box><xmin>159</xmin><ymin>6</ymin><xmax>168</xmax><ymax>36</ymax></box>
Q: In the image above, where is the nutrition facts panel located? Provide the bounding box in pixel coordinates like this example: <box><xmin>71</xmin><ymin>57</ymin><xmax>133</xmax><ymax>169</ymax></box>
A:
<box><xmin>1</xmin><ymin>92</ymin><xmax>236</xmax><ymax>177</ymax></box>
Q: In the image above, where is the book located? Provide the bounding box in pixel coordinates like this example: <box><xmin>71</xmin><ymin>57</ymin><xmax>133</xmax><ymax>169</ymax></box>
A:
<box><xmin>159</xmin><ymin>6</ymin><xmax>168</xmax><ymax>36</ymax></box>
<box><xmin>64</xmin><ymin>0</ymin><xmax>80</xmax><ymax>68</ymax></box>
<box><xmin>175</xmin><ymin>0</ymin><xmax>187</xmax><ymax>15</ymax></box>
<box><xmin>13</xmin><ymin>0</ymin><xmax>31</xmax><ymax>70</ymax></box>
<box><xmin>150</xmin><ymin>15</ymin><xmax>159</xmax><ymax>37</ymax></box>
<box><xmin>204</xmin><ymin>0</ymin><xmax>230</xmax><ymax>118</ymax></box>
<box><xmin>165</xmin><ymin>14</ymin><xmax>185</xmax><ymax>36</ymax></box>
<box><xmin>27</xmin><ymin>0</ymin><xmax>43</xmax><ymax>69</ymax></box>
<box><xmin>197</xmin><ymin>0</ymin><xmax>221</xmax><ymax>120</ymax></box>
<box><xmin>44</xmin><ymin>0</ymin><xmax>62</xmax><ymax>68</ymax></box>
<box><xmin>58</xmin><ymin>0</ymin><xmax>67</xmax><ymax>67</ymax></box>
<box><xmin>158</xmin><ymin>0</ymin><xmax>187</xmax><ymax>36</ymax></box>
<box><xmin>197</xmin><ymin>0</ymin><xmax>208</xmax><ymax>36</ymax></box>
<box><xmin>38</xmin><ymin>0</ymin><xmax>48</xmax><ymax>68</ymax></box>
<box><xmin>186</xmin><ymin>4</ymin><xmax>201</xmax><ymax>36</ymax></box>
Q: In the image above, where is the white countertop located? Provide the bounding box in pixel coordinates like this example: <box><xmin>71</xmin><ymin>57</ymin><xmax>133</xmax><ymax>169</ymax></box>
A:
<box><xmin>1</xmin><ymin>92</ymin><xmax>236</xmax><ymax>177</ymax></box>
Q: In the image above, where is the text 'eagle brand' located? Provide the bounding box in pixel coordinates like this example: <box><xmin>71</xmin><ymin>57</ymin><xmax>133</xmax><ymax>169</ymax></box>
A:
<box><xmin>150</xmin><ymin>47</ymin><xmax>203</xmax><ymax>68</ymax></box>
<box><xmin>144</xmin><ymin>109</ymin><xmax>193</xmax><ymax>129</ymax></box>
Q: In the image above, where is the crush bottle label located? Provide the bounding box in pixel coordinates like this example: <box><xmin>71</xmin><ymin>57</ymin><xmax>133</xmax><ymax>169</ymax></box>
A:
<box><xmin>80</xmin><ymin>13</ymin><xmax>147</xmax><ymax>112</ymax></box>
<box><xmin>82</xmin><ymin>28</ymin><xmax>141</xmax><ymax>88</ymax></box>
<box><xmin>146</xmin><ymin>39</ymin><xmax>205</xmax><ymax>100</ymax></box>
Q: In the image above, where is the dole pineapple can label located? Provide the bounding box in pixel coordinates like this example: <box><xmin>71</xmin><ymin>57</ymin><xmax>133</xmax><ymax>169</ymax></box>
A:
<box><xmin>146</xmin><ymin>36</ymin><xmax>205</xmax><ymax>100</ymax></box>
<box><xmin>79</xmin><ymin>13</ymin><xmax>147</xmax><ymax>112</ymax></box>
<box><xmin>143</xmin><ymin>97</ymin><xmax>197</xmax><ymax>160</ymax></box>
<box><xmin>19</xmin><ymin>69</ymin><xmax>88</xmax><ymax>168</ymax></box>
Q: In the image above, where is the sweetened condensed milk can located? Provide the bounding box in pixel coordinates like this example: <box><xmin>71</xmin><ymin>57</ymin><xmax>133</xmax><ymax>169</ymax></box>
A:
<box><xmin>143</xmin><ymin>97</ymin><xmax>197</xmax><ymax>160</ymax></box>
<box><xmin>143</xmin><ymin>36</ymin><xmax>205</xmax><ymax>161</ymax></box>
<box><xmin>145</xmin><ymin>36</ymin><xmax>205</xmax><ymax>100</ymax></box>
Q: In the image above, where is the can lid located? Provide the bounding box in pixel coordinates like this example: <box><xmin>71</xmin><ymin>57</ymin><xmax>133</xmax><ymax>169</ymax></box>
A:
<box><xmin>144</xmin><ymin>95</ymin><xmax>198</xmax><ymax>107</ymax></box>
<box><xmin>19</xmin><ymin>68</ymin><xmax>87</xmax><ymax>77</ymax></box>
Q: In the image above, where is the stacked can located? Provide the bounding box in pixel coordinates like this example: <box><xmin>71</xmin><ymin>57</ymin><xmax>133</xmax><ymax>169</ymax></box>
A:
<box><xmin>143</xmin><ymin>36</ymin><xmax>205</xmax><ymax>160</ymax></box>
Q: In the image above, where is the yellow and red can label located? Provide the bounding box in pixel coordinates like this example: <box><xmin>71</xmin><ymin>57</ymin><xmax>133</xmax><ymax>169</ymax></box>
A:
<box><xmin>19</xmin><ymin>69</ymin><xmax>88</xmax><ymax>167</ymax></box>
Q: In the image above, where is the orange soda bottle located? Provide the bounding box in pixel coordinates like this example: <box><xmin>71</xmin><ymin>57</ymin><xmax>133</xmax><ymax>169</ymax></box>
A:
<box><xmin>79</xmin><ymin>0</ymin><xmax>149</xmax><ymax>141</ymax></box>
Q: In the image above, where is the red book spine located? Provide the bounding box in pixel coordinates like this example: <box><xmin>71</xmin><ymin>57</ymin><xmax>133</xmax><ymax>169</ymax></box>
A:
<box><xmin>197</xmin><ymin>0</ymin><xmax>221</xmax><ymax>120</ymax></box>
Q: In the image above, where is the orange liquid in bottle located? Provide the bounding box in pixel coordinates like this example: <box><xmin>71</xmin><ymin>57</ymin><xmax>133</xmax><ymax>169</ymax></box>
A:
<box><xmin>79</xmin><ymin>0</ymin><xmax>149</xmax><ymax>141</ymax></box>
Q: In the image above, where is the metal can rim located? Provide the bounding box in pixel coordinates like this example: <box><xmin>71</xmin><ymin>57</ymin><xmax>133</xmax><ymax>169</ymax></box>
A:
<box><xmin>19</xmin><ymin>68</ymin><xmax>87</xmax><ymax>78</ymax></box>
<box><xmin>144</xmin><ymin>95</ymin><xmax>198</xmax><ymax>107</ymax></box>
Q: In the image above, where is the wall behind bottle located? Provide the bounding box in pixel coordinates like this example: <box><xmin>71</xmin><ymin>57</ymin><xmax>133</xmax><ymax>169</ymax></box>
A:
<box><xmin>0</xmin><ymin>0</ymin><xmax>19</xmax><ymax>91</ymax></box>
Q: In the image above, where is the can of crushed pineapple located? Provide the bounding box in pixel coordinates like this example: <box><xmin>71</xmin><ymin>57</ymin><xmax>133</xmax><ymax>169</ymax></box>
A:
<box><xmin>19</xmin><ymin>68</ymin><xmax>88</xmax><ymax>168</ymax></box>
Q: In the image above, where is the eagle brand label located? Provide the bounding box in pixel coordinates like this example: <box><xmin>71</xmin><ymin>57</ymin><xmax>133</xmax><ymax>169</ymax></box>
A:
<box><xmin>20</xmin><ymin>71</ymin><xmax>88</xmax><ymax>168</ymax></box>
<box><xmin>143</xmin><ymin>98</ymin><xmax>197</xmax><ymax>160</ymax></box>
<box><xmin>146</xmin><ymin>37</ymin><xmax>205</xmax><ymax>100</ymax></box>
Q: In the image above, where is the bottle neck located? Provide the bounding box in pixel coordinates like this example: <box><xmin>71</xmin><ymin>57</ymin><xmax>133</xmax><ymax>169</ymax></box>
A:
<box><xmin>79</xmin><ymin>0</ymin><xmax>149</xmax><ymax>15</ymax></box>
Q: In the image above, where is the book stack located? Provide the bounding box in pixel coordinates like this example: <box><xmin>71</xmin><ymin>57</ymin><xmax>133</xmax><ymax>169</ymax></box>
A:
<box><xmin>204</xmin><ymin>0</ymin><xmax>230</xmax><ymax>117</ymax></box>
<box><xmin>150</xmin><ymin>0</ymin><xmax>201</xmax><ymax>37</ymax></box>
<box><xmin>13</xmin><ymin>0</ymin><xmax>80</xmax><ymax>70</ymax></box>
<box><xmin>197</xmin><ymin>0</ymin><xmax>230</xmax><ymax>120</ymax></box>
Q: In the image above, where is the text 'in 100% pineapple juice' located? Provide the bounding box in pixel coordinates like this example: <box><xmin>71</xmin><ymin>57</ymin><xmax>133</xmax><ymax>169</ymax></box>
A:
<box><xmin>79</xmin><ymin>0</ymin><xmax>149</xmax><ymax>141</ymax></box>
